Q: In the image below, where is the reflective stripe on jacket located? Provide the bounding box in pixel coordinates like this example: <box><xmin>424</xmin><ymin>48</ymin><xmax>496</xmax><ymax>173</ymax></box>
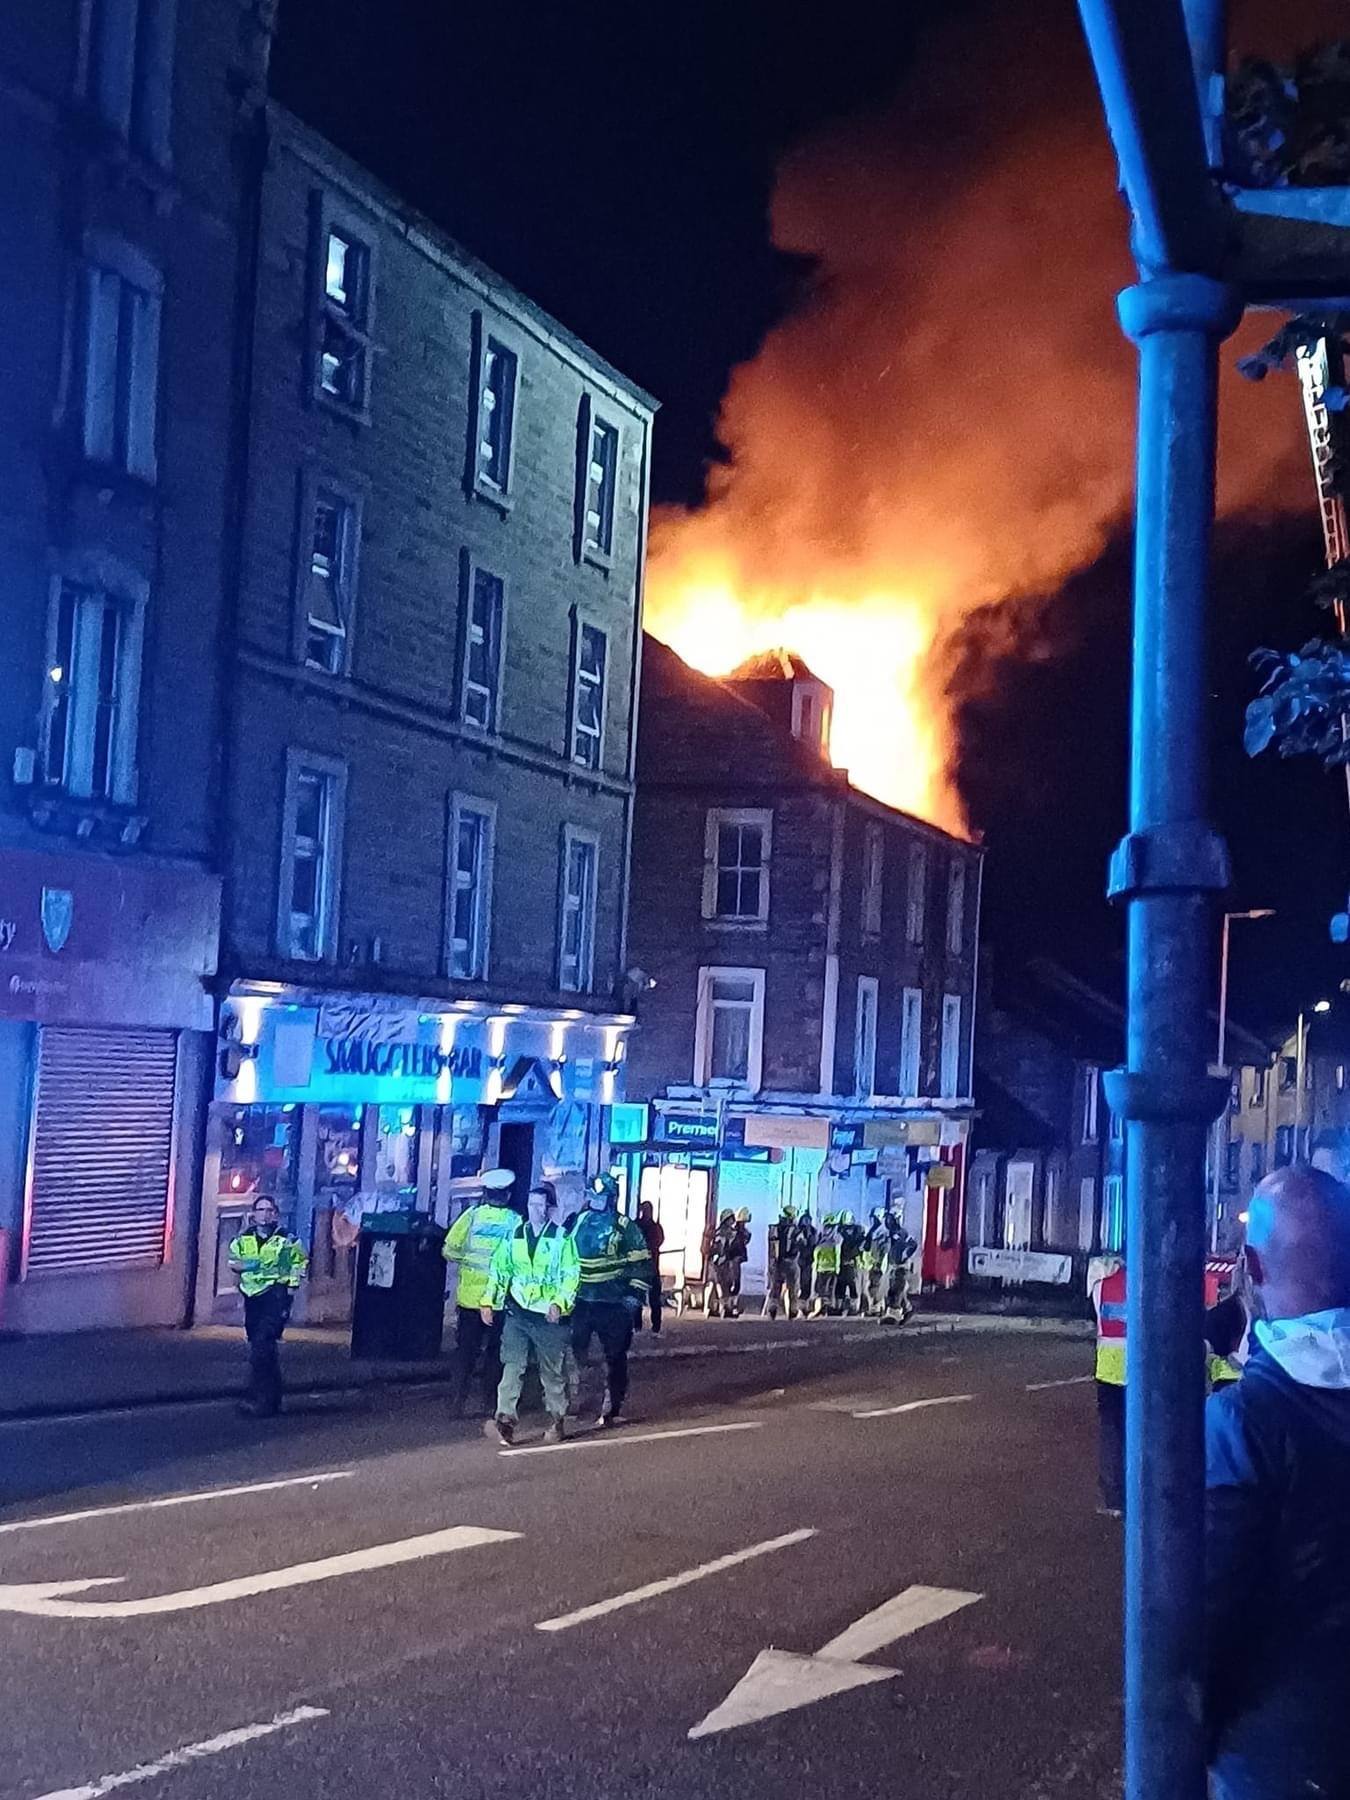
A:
<box><xmin>1093</xmin><ymin>1264</ymin><xmax>1127</xmax><ymax>1386</ymax></box>
<box><xmin>569</xmin><ymin>1208</ymin><xmax>649</xmax><ymax>1305</ymax></box>
<box><xmin>230</xmin><ymin>1230</ymin><xmax>307</xmax><ymax>1298</ymax></box>
<box><xmin>442</xmin><ymin>1203</ymin><xmax>520</xmax><ymax>1309</ymax></box>
<box><xmin>1208</xmin><ymin>1353</ymin><xmax>1243</xmax><ymax>1388</ymax></box>
<box><xmin>485</xmin><ymin>1221</ymin><xmax>580</xmax><ymax>1316</ymax></box>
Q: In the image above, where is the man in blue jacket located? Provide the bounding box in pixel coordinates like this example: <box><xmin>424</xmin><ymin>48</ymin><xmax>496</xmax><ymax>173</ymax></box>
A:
<box><xmin>1206</xmin><ymin>1164</ymin><xmax>1350</xmax><ymax>1800</ymax></box>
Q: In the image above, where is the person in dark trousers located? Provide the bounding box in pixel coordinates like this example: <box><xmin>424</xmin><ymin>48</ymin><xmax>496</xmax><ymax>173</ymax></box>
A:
<box><xmin>795</xmin><ymin>1211</ymin><xmax>818</xmax><ymax>1309</ymax></box>
<box><xmin>228</xmin><ymin>1195</ymin><xmax>308</xmax><ymax>1417</ymax></box>
<box><xmin>706</xmin><ymin>1209</ymin><xmax>743</xmax><ymax>1317</ymax></box>
<box><xmin>568</xmin><ymin>1174</ymin><xmax>650</xmax><ymax>1424</ymax></box>
<box><xmin>1088</xmin><ymin>1252</ymin><xmax>1127</xmax><ymax>1515</ymax></box>
<box><xmin>441</xmin><ymin>1169</ymin><xmax>521</xmax><ymax>1416</ymax></box>
<box><xmin>1206</xmin><ymin>1165</ymin><xmax>1350</xmax><ymax>1800</ymax></box>
<box><xmin>763</xmin><ymin>1205</ymin><xmax>807</xmax><ymax>1319</ymax></box>
<box><xmin>635</xmin><ymin>1199</ymin><xmax>664</xmax><ymax>1333</ymax></box>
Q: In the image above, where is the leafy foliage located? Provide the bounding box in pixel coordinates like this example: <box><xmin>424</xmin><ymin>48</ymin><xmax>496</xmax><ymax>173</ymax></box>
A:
<box><xmin>1228</xmin><ymin>42</ymin><xmax>1350</xmax><ymax>188</ymax></box>
<box><xmin>1235</xmin><ymin>312</ymin><xmax>1350</xmax><ymax>383</ymax></box>
<box><xmin>1246</xmin><ymin>641</ymin><xmax>1350</xmax><ymax>763</ymax></box>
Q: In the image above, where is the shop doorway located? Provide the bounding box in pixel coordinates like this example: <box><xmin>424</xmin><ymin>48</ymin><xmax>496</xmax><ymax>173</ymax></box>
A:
<box><xmin>497</xmin><ymin>1122</ymin><xmax>535</xmax><ymax>1199</ymax></box>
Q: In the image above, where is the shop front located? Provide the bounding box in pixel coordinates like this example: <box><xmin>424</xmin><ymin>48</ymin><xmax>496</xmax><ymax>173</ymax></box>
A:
<box><xmin>200</xmin><ymin>986</ymin><xmax>631</xmax><ymax>1324</ymax></box>
<box><xmin>613</xmin><ymin>1101</ymin><xmax>970</xmax><ymax>1303</ymax></box>
<box><xmin>0</xmin><ymin>847</ymin><xmax>220</xmax><ymax>1334</ymax></box>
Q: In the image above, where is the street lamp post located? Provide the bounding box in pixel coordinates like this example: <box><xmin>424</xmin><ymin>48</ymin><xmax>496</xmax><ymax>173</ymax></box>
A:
<box><xmin>1211</xmin><ymin>909</ymin><xmax>1274</xmax><ymax>1248</ymax></box>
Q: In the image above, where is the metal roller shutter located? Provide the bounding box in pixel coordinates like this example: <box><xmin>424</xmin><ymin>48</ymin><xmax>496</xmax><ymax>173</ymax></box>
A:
<box><xmin>27</xmin><ymin>1028</ymin><xmax>179</xmax><ymax>1275</ymax></box>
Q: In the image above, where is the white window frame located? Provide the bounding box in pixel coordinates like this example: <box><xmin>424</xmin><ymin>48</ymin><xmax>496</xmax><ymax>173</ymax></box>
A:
<box><xmin>459</xmin><ymin>556</ymin><xmax>507</xmax><ymax>732</ymax></box>
<box><xmin>79</xmin><ymin>232</ymin><xmax>162</xmax><ymax>481</ymax></box>
<box><xmin>1081</xmin><ymin>1065</ymin><xmax>1100</xmax><ymax>1144</ymax></box>
<box><xmin>445</xmin><ymin>794</ymin><xmax>495</xmax><ymax>981</ymax></box>
<box><xmin>939</xmin><ymin>993</ymin><xmax>962</xmax><ymax>1100</ymax></box>
<box><xmin>570</xmin><ymin>618</ymin><xmax>608</xmax><ymax>770</ymax></box>
<box><xmin>862</xmin><ymin>822</ymin><xmax>884</xmax><ymax>938</ymax></box>
<box><xmin>702</xmin><ymin>807</ymin><xmax>773</xmax><ymax>925</ymax></box>
<box><xmin>854</xmin><ymin>976</ymin><xmax>879</xmax><ymax>1098</ymax></box>
<box><xmin>469</xmin><ymin>314</ymin><xmax>520</xmax><ymax>503</ymax></box>
<box><xmin>581</xmin><ymin>412</ymin><xmax>620</xmax><ymax>563</ymax></box>
<box><xmin>40</xmin><ymin>571</ymin><xmax>146</xmax><ymax>805</ymax></box>
<box><xmin>1102</xmin><ymin>1176</ymin><xmax>1125</xmax><ymax>1253</ymax></box>
<box><xmin>899</xmin><ymin>986</ymin><xmax>923</xmax><ymax>1096</ymax></box>
<box><xmin>311</xmin><ymin>196</ymin><xmax>376</xmax><ymax>419</ymax></box>
<box><xmin>694</xmin><ymin>965</ymin><xmax>766</xmax><ymax>1091</ymax></box>
<box><xmin>558</xmin><ymin>826</ymin><xmax>599</xmax><ymax>994</ymax></box>
<box><xmin>294</xmin><ymin>469</ymin><xmax>362</xmax><ymax>676</ymax></box>
<box><xmin>1250</xmin><ymin>1065</ymin><xmax>1267</xmax><ymax>1107</ymax></box>
<box><xmin>277</xmin><ymin>749</ymin><xmax>346</xmax><ymax>963</ymax></box>
<box><xmin>946</xmin><ymin>858</ymin><xmax>966</xmax><ymax>955</ymax></box>
<box><xmin>81</xmin><ymin>0</ymin><xmax>177</xmax><ymax>163</ymax></box>
<box><xmin>906</xmin><ymin>843</ymin><xmax>927</xmax><ymax>945</ymax></box>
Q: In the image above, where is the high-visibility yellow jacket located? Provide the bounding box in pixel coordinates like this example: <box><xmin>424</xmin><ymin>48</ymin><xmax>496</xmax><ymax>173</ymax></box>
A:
<box><xmin>442</xmin><ymin>1203</ymin><xmax>520</xmax><ymax>1309</ymax></box>
<box><xmin>229</xmin><ymin>1229</ymin><xmax>308</xmax><ymax>1299</ymax></box>
<box><xmin>1092</xmin><ymin>1262</ymin><xmax>1127</xmax><ymax>1386</ymax></box>
<box><xmin>485</xmin><ymin>1221</ymin><xmax>580</xmax><ymax>1316</ymax></box>
<box><xmin>569</xmin><ymin>1207</ymin><xmax>650</xmax><ymax>1305</ymax></box>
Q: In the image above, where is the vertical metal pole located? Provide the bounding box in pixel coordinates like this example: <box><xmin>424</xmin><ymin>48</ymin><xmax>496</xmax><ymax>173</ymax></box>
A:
<box><xmin>1296</xmin><ymin>1012</ymin><xmax>1307</xmax><ymax>1155</ymax></box>
<box><xmin>1106</xmin><ymin>273</ymin><xmax>1239</xmax><ymax>1800</ymax></box>
<box><xmin>1210</xmin><ymin>912</ymin><xmax>1231</xmax><ymax>1251</ymax></box>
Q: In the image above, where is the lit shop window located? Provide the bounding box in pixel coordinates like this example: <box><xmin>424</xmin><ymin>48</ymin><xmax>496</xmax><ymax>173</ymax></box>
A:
<box><xmin>217</xmin><ymin>1104</ymin><xmax>300</xmax><ymax>1200</ymax></box>
<box><xmin>315</xmin><ymin>1105</ymin><xmax>364</xmax><ymax>1194</ymax></box>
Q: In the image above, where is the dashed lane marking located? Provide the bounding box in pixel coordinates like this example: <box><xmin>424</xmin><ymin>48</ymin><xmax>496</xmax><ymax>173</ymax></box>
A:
<box><xmin>535</xmin><ymin>1529</ymin><xmax>817</xmax><ymax>1632</ymax></box>
<box><xmin>500</xmin><ymin>1420</ymin><xmax>763</xmax><ymax>1457</ymax></box>
<box><xmin>25</xmin><ymin>1705</ymin><xmax>329</xmax><ymax>1800</ymax></box>
<box><xmin>0</xmin><ymin>1472</ymin><xmax>353</xmax><ymax>1536</ymax></box>
<box><xmin>1025</xmin><ymin>1375</ymin><xmax>1094</xmax><ymax>1392</ymax></box>
<box><xmin>852</xmin><ymin>1393</ymin><xmax>974</xmax><ymax>1419</ymax></box>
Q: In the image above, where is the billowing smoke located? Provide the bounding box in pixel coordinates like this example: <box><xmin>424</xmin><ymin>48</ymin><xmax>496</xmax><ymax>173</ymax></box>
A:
<box><xmin>645</xmin><ymin>0</ymin><xmax>1327</xmax><ymax>835</ymax></box>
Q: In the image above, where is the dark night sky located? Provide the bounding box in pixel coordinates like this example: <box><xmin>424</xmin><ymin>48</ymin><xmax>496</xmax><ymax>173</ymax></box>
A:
<box><xmin>273</xmin><ymin>0</ymin><xmax>1350</xmax><ymax>1042</ymax></box>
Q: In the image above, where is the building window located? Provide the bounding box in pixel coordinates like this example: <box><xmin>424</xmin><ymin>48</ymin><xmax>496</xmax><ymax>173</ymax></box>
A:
<box><xmin>1109</xmin><ymin>1108</ymin><xmax>1124</xmax><ymax>1144</ymax></box>
<box><xmin>946</xmin><ymin>858</ymin><xmax>966</xmax><ymax>955</ymax></box>
<box><xmin>473</xmin><ymin>329</ymin><xmax>518</xmax><ymax>497</ymax></box>
<box><xmin>702</xmin><ymin>808</ymin><xmax>772</xmax><ymax>924</ymax></box>
<box><xmin>446</xmin><ymin>795</ymin><xmax>494</xmax><ymax>980</ymax></box>
<box><xmin>279</xmin><ymin>752</ymin><xmax>345</xmax><ymax>962</ymax></box>
<box><xmin>1081</xmin><ymin>1066</ymin><xmax>1100</xmax><ymax>1143</ymax></box>
<box><xmin>41</xmin><ymin>580</ymin><xmax>144</xmax><ymax>803</ymax></box>
<box><xmin>315</xmin><ymin>215</ymin><xmax>373</xmax><ymax>415</ymax></box>
<box><xmin>582</xmin><ymin>415</ymin><xmax>619</xmax><ymax>560</ymax></box>
<box><xmin>695</xmin><ymin>966</ymin><xmax>766</xmax><ymax>1089</ymax></box>
<box><xmin>1250</xmin><ymin>1065</ymin><xmax>1267</xmax><ymax>1107</ymax></box>
<box><xmin>461</xmin><ymin>564</ymin><xmax>505</xmax><ymax>730</ymax></box>
<box><xmin>854</xmin><ymin>976</ymin><xmax>879</xmax><ymax>1097</ymax></box>
<box><xmin>86</xmin><ymin>0</ymin><xmax>176</xmax><ymax>162</ymax></box>
<box><xmin>906</xmin><ymin>844</ymin><xmax>927</xmax><ymax>944</ymax></box>
<box><xmin>791</xmin><ymin>682</ymin><xmax>831</xmax><ymax>752</ymax></box>
<box><xmin>570</xmin><ymin>621</ymin><xmax>608</xmax><ymax>770</ymax></box>
<box><xmin>1102</xmin><ymin>1177</ymin><xmax>1125</xmax><ymax>1253</ymax></box>
<box><xmin>899</xmin><ymin>986</ymin><xmax>923</xmax><ymax>1096</ymax></box>
<box><xmin>940</xmin><ymin>993</ymin><xmax>962</xmax><ymax>1099</ymax></box>
<box><xmin>1275</xmin><ymin>1124</ymin><xmax>1294</xmax><ymax>1168</ymax></box>
<box><xmin>1279</xmin><ymin>1057</ymin><xmax>1297</xmax><ymax>1092</ymax></box>
<box><xmin>1338</xmin><ymin>1065</ymin><xmax>1347</xmax><ymax>1093</ymax></box>
<box><xmin>558</xmin><ymin>829</ymin><xmax>599</xmax><ymax>993</ymax></box>
<box><xmin>862</xmin><ymin>823</ymin><xmax>884</xmax><ymax>938</ymax></box>
<box><xmin>298</xmin><ymin>481</ymin><xmax>360</xmax><ymax>675</ymax></box>
<box><xmin>1223</xmin><ymin>1137</ymin><xmax>1241</xmax><ymax>1186</ymax></box>
<box><xmin>1250</xmin><ymin>1141</ymin><xmax>1265</xmax><ymax>1183</ymax></box>
<box><xmin>79</xmin><ymin>238</ymin><xmax>161</xmax><ymax>480</ymax></box>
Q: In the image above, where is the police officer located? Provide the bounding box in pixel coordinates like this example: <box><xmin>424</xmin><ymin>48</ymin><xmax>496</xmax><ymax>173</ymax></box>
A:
<box><xmin>442</xmin><ymin>1169</ymin><xmax>520</xmax><ymax>1417</ymax></box>
<box><xmin>568</xmin><ymin>1173</ymin><xmax>650</xmax><ymax>1426</ymax></box>
<box><xmin>229</xmin><ymin>1194</ymin><xmax>308</xmax><ymax>1417</ymax></box>
<box><xmin>482</xmin><ymin>1180</ymin><xmax>581</xmax><ymax>1446</ymax></box>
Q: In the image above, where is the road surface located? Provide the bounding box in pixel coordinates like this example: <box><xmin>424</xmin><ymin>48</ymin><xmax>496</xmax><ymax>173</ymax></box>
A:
<box><xmin>0</xmin><ymin>1327</ymin><xmax>1120</xmax><ymax>1800</ymax></box>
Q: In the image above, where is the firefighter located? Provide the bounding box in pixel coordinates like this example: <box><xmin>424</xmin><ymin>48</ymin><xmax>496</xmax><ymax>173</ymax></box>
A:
<box><xmin>730</xmin><ymin>1206</ymin><xmax>752</xmax><ymax>1312</ymax></box>
<box><xmin>1088</xmin><ymin>1252</ymin><xmax>1127</xmax><ymax>1516</ymax></box>
<box><xmin>481</xmin><ymin>1179</ymin><xmax>580</xmax><ymax>1446</ymax></box>
<box><xmin>568</xmin><ymin>1173</ymin><xmax>649</xmax><ymax>1425</ymax></box>
<box><xmin>837</xmin><ymin>1210</ymin><xmax>866</xmax><ymax>1315</ymax></box>
<box><xmin>706</xmin><ymin>1209</ymin><xmax>742</xmax><ymax>1318</ymax></box>
<box><xmin>862</xmin><ymin>1207</ymin><xmax>890</xmax><ymax>1315</ymax></box>
<box><xmin>881</xmin><ymin>1209</ymin><xmax>919</xmax><ymax>1323</ymax></box>
<box><xmin>442</xmin><ymin>1168</ymin><xmax>521</xmax><ymax>1417</ymax></box>
<box><xmin>796</xmin><ymin>1210</ymin><xmax>819</xmax><ymax>1308</ymax></box>
<box><xmin>763</xmin><ymin>1204</ymin><xmax>807</xmax><ymax>1319</ymax></box>
<box><xmin>811</xmin><ymin>1214</ymin><xmax>841</xmax><ymax>1316</ymax></box>
<box><xmin>228</xmin><ymin>1194</ymin><xmax>308</xmax><ymax>1417</ymax></box>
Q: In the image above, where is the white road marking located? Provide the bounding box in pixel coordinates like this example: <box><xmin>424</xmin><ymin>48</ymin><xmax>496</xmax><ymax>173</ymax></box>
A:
<box><xmin>0</xmin><ymin>1472</ymin><xmax>352</xmax><ymax>1536</ymax></box>
<box><xmin>1025</xmin><ymin>1374</ymin><xmax>1094</xmax><ymax>1391</ymax></box>
<box><xmin>500</xmin><ymin>1420</ymin><xmax>762</xmax><ymax>1457</ymax></box>
<box><xmin>688</xmin><ymin>1583</ymin><xmax>983</xmax><ymax>1737</ymax></box>
<box><xmin>26</xmin><ymin>1705</ymin><xmax>329</xmax><ymax>1800</ymax></box>
<box><xmin>535</xmin><ymin>1528</ymin><xmax>817</xmax><ymax>1632</ymax></box>
<box><xmin>0</xmin><ymin>1525</ymin><xmax>519</xmax><ymax>1620</ymax></box>
<box><xmin>852</xmin><ymin>1393</ymin><xmax>974</xmax><ymax>1419</ymax></box>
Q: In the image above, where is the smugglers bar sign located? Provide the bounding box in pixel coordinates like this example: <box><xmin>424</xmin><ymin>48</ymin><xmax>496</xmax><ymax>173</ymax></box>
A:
<box><xmin>321</xmin><ymin>1036</ymin><xmax>483</xmax><ymax>1083</ymax></box>
<box><xmin>232</xmin><ymin>1001</ymin><xmax>492</xmax><ymax>1106</ymax></box>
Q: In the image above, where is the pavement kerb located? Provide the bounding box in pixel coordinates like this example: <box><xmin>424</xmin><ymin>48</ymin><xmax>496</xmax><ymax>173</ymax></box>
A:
<box><xmin>0</xmin><ymin>1312</ymin><xmax>1090</xmax><ymax>1425</ymax></box>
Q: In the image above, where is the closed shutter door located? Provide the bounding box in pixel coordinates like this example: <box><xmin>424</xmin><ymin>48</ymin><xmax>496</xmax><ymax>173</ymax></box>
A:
<box><xmin>27</xmin><ymin>1028</ymin><xmax>178</xmax><ymax>1275</ymax></box>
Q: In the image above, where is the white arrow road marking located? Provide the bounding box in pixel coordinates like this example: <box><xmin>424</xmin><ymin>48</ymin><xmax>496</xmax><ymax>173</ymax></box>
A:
<box><xmin>26</xmin><ymin>1705</ymin><xmax>329</xmax><ymax>1800</ymax></box>
<box><xmin>500</xmin><ymin>1420</ymin><xmax>762</xmax><ymax>1457</ymax></box>
<box><xmin>0</xmin><ymin>1472</ymin><xmax>352</xmax><ymax>1536</ymax></box>
<box><xmin>852</xmin><ymin>1393</ymin><xmax>974</xmax><ymax>1419</ymax></box>
<box><xmin>0</xmin><ymin>1525</ymin><xmax>519</xmax><ymax>1620</ymax></box>
<box><xmin>687</xmin><ymin>1583</ymin><xmax>983</xmax><ymax>1738</ymax></box>
<box><xmin>536</xmin><ymin>1529</ymin><xmax>817</xmax><ymax>1632</ymax></box>
<box><xmin>1025</xmin><ymin>1374</ymin><xmax>1094</xmax><ymax>1392</ymax></box>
